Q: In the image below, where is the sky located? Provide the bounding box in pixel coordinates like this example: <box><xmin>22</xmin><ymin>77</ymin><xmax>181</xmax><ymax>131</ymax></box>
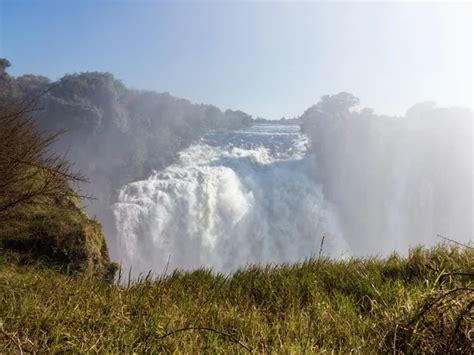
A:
<box><xmin>0</xmin><ymin>0</ymin><xmax>472</xmax><ymax>119</ymax></box>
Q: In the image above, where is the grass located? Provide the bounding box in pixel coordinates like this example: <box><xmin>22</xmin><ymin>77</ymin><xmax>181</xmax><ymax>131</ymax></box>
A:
<box><xmin>0</xmin><ymin>194</ymin><xmax>117</xmax><ymax>280</ymax></box>
<box><xmin>0</xmin><ymin>244</ymin><xmax>472</xmax><ymax>353</ymax></box>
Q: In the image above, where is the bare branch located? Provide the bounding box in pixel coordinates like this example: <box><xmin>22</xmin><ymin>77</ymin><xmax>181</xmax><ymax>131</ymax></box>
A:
<box><xmin>436</xmin><ymin>235</ymin><xmax>473</xmax><ymax>250</ymax></box>
<box><xmin>0</xmin><ymin>95</ymin><xmax>88</xmax><ymax>218</ymax></box>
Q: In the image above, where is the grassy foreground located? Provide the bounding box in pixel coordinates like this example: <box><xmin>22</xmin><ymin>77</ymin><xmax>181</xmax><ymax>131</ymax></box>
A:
<box><xmin>1</xmin><ymin>244</ymin><xmax>472</xmax><ymax>353</ymax></box>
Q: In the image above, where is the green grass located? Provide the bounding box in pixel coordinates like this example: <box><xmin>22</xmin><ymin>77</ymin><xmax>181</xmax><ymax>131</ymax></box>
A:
<box><xmin>1</xmin><ymin>244</ymin><xmax>472</xmax><ymax>353</ymax></box>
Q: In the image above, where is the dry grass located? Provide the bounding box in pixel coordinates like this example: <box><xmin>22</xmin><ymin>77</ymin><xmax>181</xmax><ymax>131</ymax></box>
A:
<box><xmin>0</xmin><ymin>244</ymin><xmax>472</xmax><ymax>353</ymax></box>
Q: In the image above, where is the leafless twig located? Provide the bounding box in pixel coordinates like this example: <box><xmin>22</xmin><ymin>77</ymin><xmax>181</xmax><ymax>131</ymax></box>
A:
<box><xmin>436</xmin><ymin>235</ymin><xmax>473</xmax><ymax>250</ymax></box>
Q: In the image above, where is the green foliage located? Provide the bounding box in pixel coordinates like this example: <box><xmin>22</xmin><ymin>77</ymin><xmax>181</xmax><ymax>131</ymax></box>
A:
<box><xmin>1</xmin><ymin>244</ymin><xmax>472</xmax><ymax>353</ymax></box>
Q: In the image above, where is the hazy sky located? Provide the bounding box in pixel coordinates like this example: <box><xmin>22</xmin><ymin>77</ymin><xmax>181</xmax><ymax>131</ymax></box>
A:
<box><xmin>1</xmin><ymin>0</ymin><xmax>472</xmax><ymax>119</ymax></box>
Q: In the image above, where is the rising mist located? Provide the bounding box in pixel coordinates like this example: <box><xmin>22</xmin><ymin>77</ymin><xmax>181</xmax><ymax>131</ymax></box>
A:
<box><xmin>302</xmin><ymin>93</ymin><xmax>472</xmax><ymax>255</ymax></box>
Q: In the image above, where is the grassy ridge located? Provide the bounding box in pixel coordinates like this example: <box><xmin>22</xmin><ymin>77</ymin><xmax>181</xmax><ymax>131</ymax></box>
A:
<box><xmin>1</xmin><ymin>244</ymin><xmax>472</xmax><ymax>353</ymax></box>
<box><xmin>0</xmin><ymin>194</ymin><xmax>117</xmax><ymax>281</ymax></box>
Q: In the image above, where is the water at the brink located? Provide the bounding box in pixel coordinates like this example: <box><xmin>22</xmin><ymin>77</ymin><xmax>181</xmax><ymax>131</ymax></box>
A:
<box><xmin>113</xmin><ymin>125</ymin><xmax>349</xmax><ymax>275</ymax></box>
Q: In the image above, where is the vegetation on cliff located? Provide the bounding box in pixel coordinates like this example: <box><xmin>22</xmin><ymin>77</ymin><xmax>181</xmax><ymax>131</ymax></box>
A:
<box><xmin>0</xmin><ymin>197</ymin><xmax>116</xmax><ymax>280</ymax></box>
<box><xmin>0</xmin><ymin>79</ymin><xmax>116</xmax><ymax>280</ymax></box>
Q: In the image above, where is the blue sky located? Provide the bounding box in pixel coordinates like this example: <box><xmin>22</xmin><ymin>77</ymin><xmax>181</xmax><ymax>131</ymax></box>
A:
<box><xmin>1</xmin><ymin>0</ymin><xmax>472</xmax><ymax>119</ymax></box>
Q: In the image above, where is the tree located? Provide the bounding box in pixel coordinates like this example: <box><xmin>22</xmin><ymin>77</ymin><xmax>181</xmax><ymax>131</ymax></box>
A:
<box><xmin>0</xmin><ymin>98</ymin><xmax>86</xmax><ymax>219</ymax></box>
<box><xmin>0</xmin><ymin>58</ymin><xmax>18</xmax><ymax>103</ymax></box>
<box><xmin>15</xmin><ymin>74</ymin><xmax>51</xmax><ymax>96</ymax></box>
<box><xmin>316</xmin><ymin>92</ymin><xmax>359</xmax><ymax>115</ymax></box>
<box><xmin>0</xmin><ymin>58</ymin><xmax>11</xmax><ymax>73</ymax></box>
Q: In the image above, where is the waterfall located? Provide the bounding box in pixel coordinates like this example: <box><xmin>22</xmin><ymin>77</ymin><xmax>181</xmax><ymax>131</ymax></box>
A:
<box><xmin>113</xmin><ymin>125</ymin><xmax>348</xmax><ymax>275</ymax></box>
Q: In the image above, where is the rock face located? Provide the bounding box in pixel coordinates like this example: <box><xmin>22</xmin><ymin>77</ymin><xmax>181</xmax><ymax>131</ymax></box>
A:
<box><xmin>0</xmin><ymin>193</ymin><xmax>118</xmax><ymax>282</ymax></box>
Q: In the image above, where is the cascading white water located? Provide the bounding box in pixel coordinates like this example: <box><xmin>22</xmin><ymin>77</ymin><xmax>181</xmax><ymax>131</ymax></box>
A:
<box><xmin>113</xmin><ymin>125</ymin><xmax>349</xmax><ymax>275</ymax></box>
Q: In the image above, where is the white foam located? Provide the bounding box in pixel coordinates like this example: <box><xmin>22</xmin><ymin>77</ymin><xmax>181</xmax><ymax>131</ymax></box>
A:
<box><xmin>113</xmin><ymin>126</ymin><xmax>348</xmax><ymax>275</ymax></box>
